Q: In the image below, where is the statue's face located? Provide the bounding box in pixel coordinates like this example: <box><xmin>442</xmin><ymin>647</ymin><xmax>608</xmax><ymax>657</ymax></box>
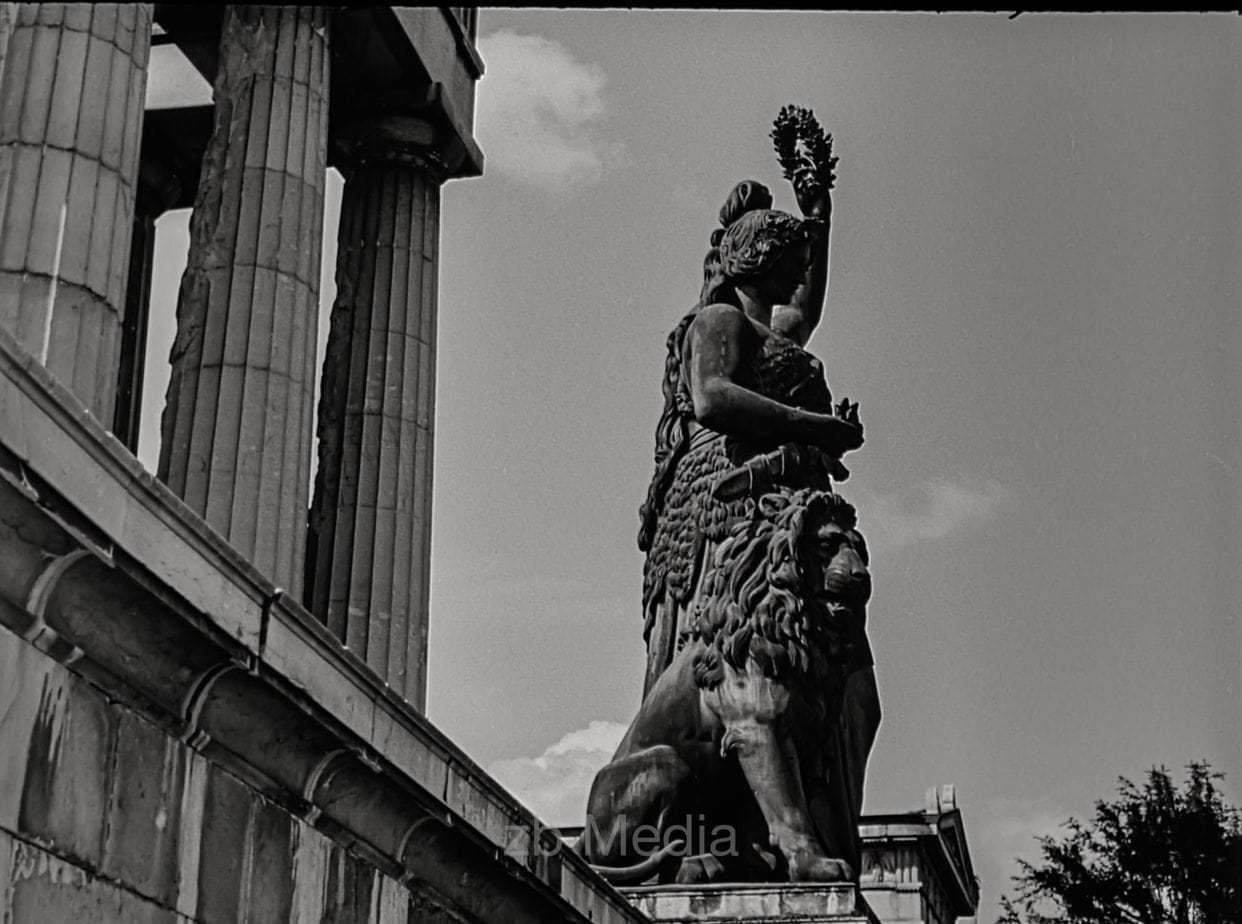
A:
<box><xmin>812</xmin><ymin>520</ymin><xmax>871</xmax><ymax>618</ymax></box>
<box><xmin>760</xmin><ymin>242</ymin><xmax>812</xmax><ymax>304</ymax></box>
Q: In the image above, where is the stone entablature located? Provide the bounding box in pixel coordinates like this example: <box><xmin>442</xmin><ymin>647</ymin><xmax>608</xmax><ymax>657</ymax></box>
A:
<box><xmin>858</xmin><ymin>787</ymin><xmax>979</xmax><ymax>924</ymax></box>
<box><xmin>0</xmin><ymin>328</ymin><xmax>645</xmax><ymax>922</ymax></box>
<box><xmin>151</xmin><ymin>6</ymin><xmax>484</xmax><ymax>180</ymax></box>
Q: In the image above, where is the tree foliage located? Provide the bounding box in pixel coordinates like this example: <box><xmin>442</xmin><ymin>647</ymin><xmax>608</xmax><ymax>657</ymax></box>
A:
<box><xmin>998</xmin><ymin>762</ymin><xmax>1242</xmax><ymax>924</ymax></box>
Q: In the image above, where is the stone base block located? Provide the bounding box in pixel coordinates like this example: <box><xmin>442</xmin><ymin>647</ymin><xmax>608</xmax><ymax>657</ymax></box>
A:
<box><xmin>619</xmin><ymin>883</ymin><xmax>880</xmax><ymax>923</ymax></box>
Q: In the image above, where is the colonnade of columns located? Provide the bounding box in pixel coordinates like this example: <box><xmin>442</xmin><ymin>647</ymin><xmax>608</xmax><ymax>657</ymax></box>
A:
<box><xmin>0</xmin><ymin>3</ymin><xmax>458</xmax><ymax>709</ymax></box>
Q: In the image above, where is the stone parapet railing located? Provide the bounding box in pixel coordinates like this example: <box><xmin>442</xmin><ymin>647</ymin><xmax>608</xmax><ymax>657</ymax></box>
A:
<box><xmin>0</xmin><ymin>326</ymin><xmax>645</xmax><ymax>924</ymax></box>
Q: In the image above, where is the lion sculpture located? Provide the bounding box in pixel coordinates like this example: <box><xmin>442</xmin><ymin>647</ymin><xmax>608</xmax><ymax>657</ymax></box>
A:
<box><xmin>579</xmin><ymin>488</ymin><xmax>876</xmax><ymax>884</ymax></box>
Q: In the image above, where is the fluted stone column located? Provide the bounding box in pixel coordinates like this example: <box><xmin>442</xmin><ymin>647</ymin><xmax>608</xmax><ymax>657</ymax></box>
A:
<box><xmin>159</xmin><ymin>6</ymin><xmax>329</xmax><ymax>597</ymax></box>
<box><xmin>0</xmin><ymin>3</ymin><xmax>151</xmax><ymax>420</ymax></box>
<box><xmin>310</xmin><ymin>119</ymin><xmax>445</xmax><ymax>708</ymax></box>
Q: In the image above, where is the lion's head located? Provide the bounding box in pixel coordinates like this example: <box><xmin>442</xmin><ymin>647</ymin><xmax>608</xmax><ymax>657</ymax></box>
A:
<box><xmin>688</xmin><ymin>488</ymin><xmax>870</xmax><ymax>697</ymax></box>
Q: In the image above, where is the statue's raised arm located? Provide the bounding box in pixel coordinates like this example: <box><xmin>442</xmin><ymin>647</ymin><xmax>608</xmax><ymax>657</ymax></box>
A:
<box><xmin>770</xmin><ymin>106</ymin><xmax>838</xmax><ymax>346</ymax></box>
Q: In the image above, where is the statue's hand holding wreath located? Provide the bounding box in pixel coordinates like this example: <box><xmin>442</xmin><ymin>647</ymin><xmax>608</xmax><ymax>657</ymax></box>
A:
<box><xmin>771</xmin><ymin>105</ymin><xmax>837</xmax><ymax>221</ymax></box>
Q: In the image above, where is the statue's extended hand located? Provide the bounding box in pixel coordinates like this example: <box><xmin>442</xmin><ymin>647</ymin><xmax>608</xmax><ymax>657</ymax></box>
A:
<box><xmin>816</xmin><ymin>414</ymin><xmax>863</xmax><ymax>454</ymax></box>
<box><xmin>828</xmin><ymin>398</ymin><xmax>863</xmax><ymax>451</ymax></box>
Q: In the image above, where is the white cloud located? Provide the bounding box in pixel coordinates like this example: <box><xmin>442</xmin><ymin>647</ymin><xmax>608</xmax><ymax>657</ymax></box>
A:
<box><xmin>475</xmin><ymin>31</ymin><xmax>613</xmax><ymax>190</ymax></box>
<box><xmin>487</xmin><ymin>720</ymin><xmax>627</xmax><ymax>826</ymax></box>
<box><xmin>849</xmin><ymin>480</ymin><xmax>1009</xmax><ymax>553</ymax></box>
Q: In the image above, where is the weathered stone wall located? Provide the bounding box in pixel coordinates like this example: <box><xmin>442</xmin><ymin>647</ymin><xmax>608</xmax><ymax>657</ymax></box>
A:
<box><xmin>0</xmin><ymin>627</ymin><xmax>426</xmax><ymax>923</ymax></box>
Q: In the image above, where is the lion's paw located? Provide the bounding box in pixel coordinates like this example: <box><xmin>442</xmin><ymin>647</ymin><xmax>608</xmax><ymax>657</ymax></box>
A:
<box><xmin>674</xmin><ymin>853</ymin><xmax>727</xmax><ymax>884</ymax></box>
<box><xmin>788</xmin><ymin>852</ymin><xmax>853</xmax><ymax>883</ymax></box>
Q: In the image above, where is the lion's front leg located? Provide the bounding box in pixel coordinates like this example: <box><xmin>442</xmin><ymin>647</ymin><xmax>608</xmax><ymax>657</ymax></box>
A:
<box><xmin>709</xmin><ymin>667</ymin><xmax>853</xmax><ymax>883</ymax></box>
<box><xmin>729</xmin><ymin>719</ymin><xmax>851</xmax><ymax>882</ymax></box>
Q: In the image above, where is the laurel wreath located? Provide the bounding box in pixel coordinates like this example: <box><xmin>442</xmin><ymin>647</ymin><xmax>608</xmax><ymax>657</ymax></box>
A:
<box><xmin>771</xmin><ymin>105</ymin><xmax>838</xmax><ymax>198</ymax></box>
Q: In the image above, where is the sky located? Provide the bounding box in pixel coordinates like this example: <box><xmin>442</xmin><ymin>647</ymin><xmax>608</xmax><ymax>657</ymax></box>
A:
<box><xmin>139</xmin><ymin>12</ymin><xmax>1241</xmax><ymax>921</ymax></box>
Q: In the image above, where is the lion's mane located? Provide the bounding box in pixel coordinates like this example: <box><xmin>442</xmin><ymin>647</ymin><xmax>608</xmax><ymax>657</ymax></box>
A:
<box><xmin>688</xmin><ymin>488</ymin><xmax>863</xmax><ymax>699</ymax></box>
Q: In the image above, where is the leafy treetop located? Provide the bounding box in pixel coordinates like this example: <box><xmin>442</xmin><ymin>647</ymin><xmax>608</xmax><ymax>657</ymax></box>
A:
<box><xmin>999</xmin><ymin>762</ymin><xmax>1242</xmax><ymax>924</ymax></box>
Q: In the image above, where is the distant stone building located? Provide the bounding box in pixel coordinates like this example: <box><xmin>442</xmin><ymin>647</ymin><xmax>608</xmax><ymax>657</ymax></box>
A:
<box><xmin>0</xmin><ymin>5</ymin><xmax>642</xmax><ymax>922</ymax></box>
<box><xmin>860</xmin><ymin>786</ymin><xmax>980</xmax><ymax>924</ymax></box>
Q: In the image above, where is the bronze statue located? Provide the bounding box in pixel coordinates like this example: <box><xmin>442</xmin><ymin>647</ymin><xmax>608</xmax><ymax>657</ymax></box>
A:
<box><xmin>580</xmin><ymin>108</ymin><xmax>880</xmax><ymax>886</ymax></box>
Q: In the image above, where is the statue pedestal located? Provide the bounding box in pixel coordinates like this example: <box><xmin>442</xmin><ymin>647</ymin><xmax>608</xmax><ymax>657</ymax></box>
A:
<box><xmin>619</xmin><ymin>883</ymin><xmax>879</xmax><ymax>923</ymax></box>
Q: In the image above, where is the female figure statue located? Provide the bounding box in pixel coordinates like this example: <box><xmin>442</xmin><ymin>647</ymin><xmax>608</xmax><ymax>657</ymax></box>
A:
<box><xmin>620</xmin><ymin>110</ymin><xmax>880</xmax><ymax>880</ymax></box>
